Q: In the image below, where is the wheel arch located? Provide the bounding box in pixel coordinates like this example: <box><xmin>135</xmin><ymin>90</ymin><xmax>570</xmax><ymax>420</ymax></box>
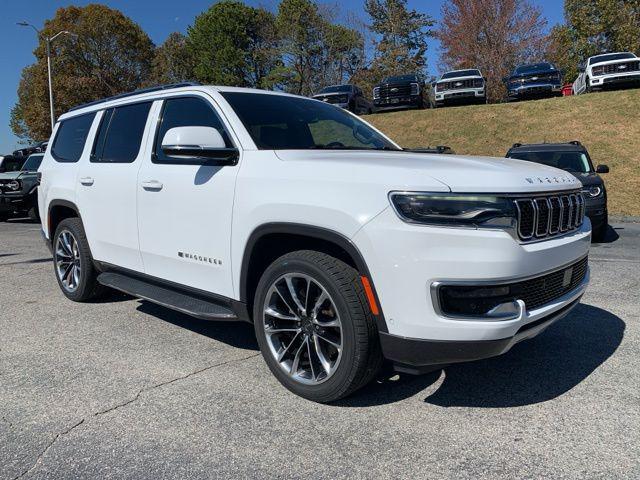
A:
<box><xmin>239</xmin><ymin>223</ymin><xmax>388</xmax><ymax>332</ymax></box>
<box><xmin>48</xmin><ymin>200</ymin><xmax>82</xmax><ymax>240</ymax></box>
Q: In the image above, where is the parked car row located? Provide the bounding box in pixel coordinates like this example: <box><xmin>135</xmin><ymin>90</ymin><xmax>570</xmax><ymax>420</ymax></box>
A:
<box><xmin>310</xmin><ymin>50</ymin><xmax>638</xmax><ymax>115</ymax></box>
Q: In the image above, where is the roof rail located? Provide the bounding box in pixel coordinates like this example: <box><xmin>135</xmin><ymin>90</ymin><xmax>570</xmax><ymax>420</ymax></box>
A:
<box><xmin>68</xmin><ymin>82</ymin><xmax>202</xmax><ymax>112</ymax></box>
<box><xmin>569</xmin><ymin>140</ymin><xmax>582</xmax><ymax>146</ymax></box>
<box><xmin>512</xmin><ymin>142</ymin><xmax>522</xmax><ymax>148</ymax></box>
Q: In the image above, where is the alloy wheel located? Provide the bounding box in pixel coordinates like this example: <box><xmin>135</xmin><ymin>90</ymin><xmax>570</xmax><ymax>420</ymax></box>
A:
<box><xmin>55</xmin><ymin>230</ymin><xmax>81</xmax><ymax>292</ymax></box>
<box><xmin>262</xmin><ymin>273</ymin><xmax>343</xmax><ymax>385</ymax></box>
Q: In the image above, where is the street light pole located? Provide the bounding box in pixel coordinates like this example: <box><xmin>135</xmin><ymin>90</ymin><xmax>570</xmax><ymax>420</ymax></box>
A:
<box><xmin>17</xmin><ymin>22</ymin><xmax>76</xmax><ymax>134</ymax></box>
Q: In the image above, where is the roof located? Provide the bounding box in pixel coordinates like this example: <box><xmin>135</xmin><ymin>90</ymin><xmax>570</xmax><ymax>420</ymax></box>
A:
<box><xmin>59</xmin><ymin>83</ymin><xmax>306</xmax><ymax>121</ymax></box>
<box><xmin>508</xmin><ymin>142</ymin><xmax>586</xmax><ymax>152</ymax></box>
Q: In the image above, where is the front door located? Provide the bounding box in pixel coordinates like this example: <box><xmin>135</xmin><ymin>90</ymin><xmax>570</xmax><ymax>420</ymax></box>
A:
<box><xmin>136</xmin><ymin>94</ymin><xmax>240</xmax><ymax>298</ymax></box>
<box><xmin>76</xmin><ymin>101</ymin><xmax>154</xmax><ymax>272</ymax></box>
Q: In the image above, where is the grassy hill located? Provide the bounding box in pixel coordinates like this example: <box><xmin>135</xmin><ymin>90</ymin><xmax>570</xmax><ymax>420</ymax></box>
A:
<box><xmin>365</xmin><ymin>88</ymin><xmax>640</xmax><ymax>217</ymax></box>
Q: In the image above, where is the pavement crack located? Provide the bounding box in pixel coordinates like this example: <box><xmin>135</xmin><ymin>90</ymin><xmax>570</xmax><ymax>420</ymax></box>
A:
<box><xmin>13</xmin><ymin>419</ymin><xmax>85</xmax><ymax>480</ymax></box>
<box><xmin>94</xmin><ymin>352</ymin><xmax>261</xmax><ymax>417</ymax></box>
<box><xmin>12</xmin><ymin>352</ymin><xmax>260</xmax><ymax>479</ymax></box>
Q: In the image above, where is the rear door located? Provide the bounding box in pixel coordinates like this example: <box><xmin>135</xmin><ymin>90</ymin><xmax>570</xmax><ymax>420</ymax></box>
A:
<box><xmin>136</xmin><ymin>93</ymin><xmax>240</xmax><ymax>298</ymax></box>
<box><xmin>76</xmin><ymin>101</ymin><xmax>154</xmax><ymax>272</ymax></box>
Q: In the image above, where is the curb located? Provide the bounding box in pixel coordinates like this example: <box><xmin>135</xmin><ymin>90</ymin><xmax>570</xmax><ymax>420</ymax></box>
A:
<box><xmin>609</xmin><ymin>215</ymin><xmax>640</xmax><ymax>224</ymax></box>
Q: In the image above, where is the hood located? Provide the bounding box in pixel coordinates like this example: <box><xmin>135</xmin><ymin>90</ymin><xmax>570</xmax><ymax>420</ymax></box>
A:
<box><xmin>313</xmin><ymin>92</ymin><xmax>350</xmax><ymax>99</ymax></box>
<box><xmin>591</xmin><ymin>57</ymin><xmax>638</xmax><ymax>67</ymax></box>
<box><xmin>571</xmin><ymin>171</ymin><xmax>603</xmax><ymax>187</ymax></box>
<box><xmin>0</xmin><ymin>171</ymin><xmax>23</xmax><ymax>180</ymax></box>
<box><xmin>508</xmin><ymin>68</ymin><xmax>557</xmax><ymax>80</ymax></box>
<box><xmin>274</xmin><ymin>150</ymin><xmax>581</xmax><ymax>193</ymax></box>
<box><xmin>439</xmin><ymin>74</ymin><xmax>482</xmax><ymax>82</ymax></box>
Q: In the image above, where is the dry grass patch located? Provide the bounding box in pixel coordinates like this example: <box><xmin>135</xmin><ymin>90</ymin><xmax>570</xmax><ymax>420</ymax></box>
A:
<box><xmin>366</xmin><ymin>89</ymin><xmax>640</xmax><ymax>216</ymax></box>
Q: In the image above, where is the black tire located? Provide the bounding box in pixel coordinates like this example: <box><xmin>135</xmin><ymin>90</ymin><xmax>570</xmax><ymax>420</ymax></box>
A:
<box><xmin>253</xmin><ymin>250</ymin><xmax>383</xmax><ymax>403</ymax></box>
<box><xmin>53</xmin><ymin>217</ymin><xmax>106</xmax><ymax>302</ymax></box>
<box><xmin>585</xmin><ymin>77</ymin><xmax>592</xmax><ymax>94</ymax></box>
<box><xmin>28</xmin><ymin>205</ymin><xmax>40</xmax><ymax>221</ymax></box>
<box><xmin>592</xmin><ymin>218</ymin><xmax>608</xmax><ymax>242</ymax></box>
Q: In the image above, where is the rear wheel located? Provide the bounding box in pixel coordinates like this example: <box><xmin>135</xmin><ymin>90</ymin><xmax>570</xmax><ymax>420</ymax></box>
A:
<box><xmin>253</xmin><ymin>250</ymin><xmax>382</xmax><ymax>402</ymax></box>
<box><xmin>592</xmin><ymin>217</ymin><xmax>608</xmax><ymax>242</ymax></box>
<box><xmin>53</xmin><ymin>218</ymin><xmax>106</xmax><ymax>301</ymax></box>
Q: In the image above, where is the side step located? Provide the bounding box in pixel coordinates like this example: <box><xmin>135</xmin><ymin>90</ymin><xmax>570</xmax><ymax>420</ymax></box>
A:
<box><xmin>97</xmin><ymin>272</ymin><xmax>238</xmax><ymax>321</ymax></box>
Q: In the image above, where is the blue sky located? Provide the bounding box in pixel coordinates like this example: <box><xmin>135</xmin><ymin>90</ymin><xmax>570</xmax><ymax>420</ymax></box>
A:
<box><xmin>0</xmin><ymin>0</ymin><xmax>564</xmax><ymax>153</ymax></box>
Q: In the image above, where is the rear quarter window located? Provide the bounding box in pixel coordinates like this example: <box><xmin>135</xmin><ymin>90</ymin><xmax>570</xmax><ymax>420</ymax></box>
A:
<box><xmin>51</xmin><ymin>112</ymin><xmax>96</xmax><ymax>163</ymax></box>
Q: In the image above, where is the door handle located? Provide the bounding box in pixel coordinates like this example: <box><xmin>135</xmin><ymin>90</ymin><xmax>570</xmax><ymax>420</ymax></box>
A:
<box><xmin>141</xmin><ymin>180</ymin><xmax>163</xmax><ymax>191</ymax></box>
<box><xmin>79</xmin><ymin>177</ymin><xmax>94</xmax><ymax>186</ymax></box>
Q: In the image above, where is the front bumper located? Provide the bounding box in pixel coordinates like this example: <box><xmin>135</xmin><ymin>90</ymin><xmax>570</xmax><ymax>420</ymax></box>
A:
<box><xmin>508</xmin><ymin>82</ymin><xmax>563</xmax><ymax>99</ymax></box>
<box><xmin>374</xmin><ymin>95</ymin><xmax>422</xmax><ymax>110</ymax></box>
<box><xmin>0</xmin><ymin>193</ymin><xmax>31</xmax><ymax>212</ymax></box>
<box><xmin>435</xmin><ymin>88</ymin><xmax>485</xmax><ymax>104</ymax></box>
<box><xmin>381</xmin><ymin>296</ymin><xmax>583</xmax><ymax>371</ymax></box>
<box><xmin>590</xmin><ymin>72</ymin><xmax>640</xmax><ymax>87</ymax></box>
<box><xmin>353</xmin><ymin>207</ymin><xmax>591</xmax><ymax>342</ymax></box>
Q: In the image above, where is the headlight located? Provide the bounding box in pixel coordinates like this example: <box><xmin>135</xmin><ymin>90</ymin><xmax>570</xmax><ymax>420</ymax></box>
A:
<box><xmin>7</xmin><ymin>180</ymin><xmax>21</xmax><ymax>191</ymax></box>
<box><xmin>473</xmin><ymin>78</ymin><xmax>484</xmax><ymax>88</ymax></box>
<box><xmin>389</xmin><ymin>192</ymin><xmax>516</xmax><ymax>227</ymax></box>
<box><xmin>582</xmin><ymin>186</ymin><xmax>602</xmax><ymax>197</ymax></box>
<box><xmin>591</xmin><ymin>66</ymin><xmax>604</xmax><ymax>76</ymax></box>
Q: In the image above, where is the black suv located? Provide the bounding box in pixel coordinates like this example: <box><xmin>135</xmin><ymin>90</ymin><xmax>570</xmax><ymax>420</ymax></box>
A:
<box><xmin>312</xmin><ymin>85</ymin><xmax>373</xmax><ymax>114</ymax></box>
<box><xmin>0</xmin><ymin>153</ymin><xmax>43</xmax><ymax>221</ymax></box>
<box><xmin>373</xmin><ymin>74</ymin><xmax>427</xmax><ymax>111</ymax></box>
<box><xmin>506</xmin><ymin>142</ymin><xmax>609</xmax><ymax>241</ymax></box>
<box><xmin>504</xmin><ymin>63</ymin><xmax>563</xmax><ymax>101</ymax></box>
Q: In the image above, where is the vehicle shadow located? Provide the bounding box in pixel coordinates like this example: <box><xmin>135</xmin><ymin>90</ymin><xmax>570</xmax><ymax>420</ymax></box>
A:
<box><xmin>337</xmin><ymin>304</ymin><xmax>624</xmax><ymax>408</ymax></box>
<box><xmin>136</xmin><ymin>301</ymin><xmax>259</xmax><ymax>351</ymax></box>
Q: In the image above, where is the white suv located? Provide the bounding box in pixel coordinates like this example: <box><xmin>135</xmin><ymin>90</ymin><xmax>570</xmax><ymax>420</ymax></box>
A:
<box><xmin>39</xmin><ymin>83</ymin><xmax>591</xmax><ymax>402</ymax></box>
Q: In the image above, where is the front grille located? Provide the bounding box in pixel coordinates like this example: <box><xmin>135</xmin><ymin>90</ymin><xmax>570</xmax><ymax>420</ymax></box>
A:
<box><xmin>519</xmin><ymin>73</ymin><xmax>559</xmax><ymax>84</ymax></box>
<box><xmin>377</xmin><ymin>84</ymin><xmax>413</xmax><ymax>98</ymax></box>
<box><xmin>600</xmin><ymin>61</ymin><xmax>640</xmax><ymax>75</ymax></box>
<box><xmin>515</xmin><ymin>192</ymin><xmax>584</xmax><ymax>241</ymax></box>
<box><xmin>438</xmin><ymin>256</ymin><xmax>588</xmax><ymax>316</ymax></box>
<box><xmin>439</xmin><ymin>79</ymin><xmax>478</xmax><ymax>90</ymax></box>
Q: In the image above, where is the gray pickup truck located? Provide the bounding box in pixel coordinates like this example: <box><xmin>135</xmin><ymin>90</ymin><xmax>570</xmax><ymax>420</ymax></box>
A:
<box><xmin>0</xmin><ymin>153</ymin><xmax>43</xmax><ymax>221</ymax></box>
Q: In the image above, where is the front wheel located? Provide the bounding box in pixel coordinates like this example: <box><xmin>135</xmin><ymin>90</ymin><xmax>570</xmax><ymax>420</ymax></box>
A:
<box><xmin>253</xmin><ymin>250</ymin><xmax>382</xmax><ymax>402</ymax></box>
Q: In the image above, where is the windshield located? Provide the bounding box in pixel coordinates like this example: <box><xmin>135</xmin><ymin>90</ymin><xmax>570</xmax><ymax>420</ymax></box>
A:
<box><xmin>22</xmin><ymin>154</ymin><xmax>43</xmax><ymax>171</ymax></box>
<box><xmin>383</xmin><ymin>74</ymin><xmax>419</xmax><ymax>83</ymax></box>
<box><xmin>508</xmin><ymin>151</ymin><xmax>592</xmax><ymax>173</ymax></box>
<box><xmin>514</xmin><ymin>63</ymin><xmax>553</xmax><ymax>74</ymax></box>
<box><xmin>590</xmin><ymin>53</ymin><xmax>636</xmax><ymax>65</ymax></box>
<box><xmin>319</xmin><ymin>85</ymin><xmax>352</xmax><ymax>94</ymax></box>
<box><xmin>221</xmin><ymin>92</ymin><xmax>400</xmax><ymax>151</ymax></box>
<box><xmin>441</xmin><ymin>70</ymin><xmax>480</xmax><ymax>79</ymax></box>
<box><xmin>0</xmin><ymin>158</ymin><xmax>25</xmax><ymax>172</ymax></box>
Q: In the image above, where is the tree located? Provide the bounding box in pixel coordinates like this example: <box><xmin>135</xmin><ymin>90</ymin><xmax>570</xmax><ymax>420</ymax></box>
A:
<box><xmin>187</xmin><ymin>0</ymin><xmax>282</xmax><ymax>89</ymax></box>
<box><xmin>365</xmin><ymin>0</ymin><xmax>435</xmax><ymax>81</ymax></box>
<box><xmin>149</xmin><ymin>32</ymin><xmax>196</xmax><ymax>85</ymax></box>
<box><xmin>548</xmin><ymin>0</ymin><xmax>640</xmax><ymax>82</ymax></box>
<box><xmin>276</xmin><ymin>0</ymin><xmax>326</xmax><ymax>95</ymax></box>
<box><xmin>11</xmin><ymin>4</ymin><xmax>154</xmax><ymax>142</ymax></box>
<box><xmin>437</xmin><ymin>0</ymin><xmax>548</xmax><ymax>102</ymax></box>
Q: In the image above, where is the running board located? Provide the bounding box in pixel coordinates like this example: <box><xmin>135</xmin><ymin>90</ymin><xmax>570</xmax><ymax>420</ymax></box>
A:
<box><xmin>97</xmin><ymin>272</ymin><xmax>238</xmax><ymax>321</ymax></box>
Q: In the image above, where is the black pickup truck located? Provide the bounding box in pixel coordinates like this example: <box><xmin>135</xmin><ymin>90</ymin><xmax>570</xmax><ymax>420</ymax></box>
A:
<box><xmin>372</xmin><ymin>74</ymin><xmax>427</xmax><ymax>111</ymax></box>
<box><xmin>504</xmin><ymin>63</ymin><xmax>563</xmax><ymax>101</ymax></box>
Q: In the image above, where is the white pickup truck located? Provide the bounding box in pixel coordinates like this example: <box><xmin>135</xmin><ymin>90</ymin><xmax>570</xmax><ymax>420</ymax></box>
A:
<box><xmin>39</xmin><ymin>83</ymin><xmax>590</xmax><ymax>402</ymax></box>
<box><xmin>573</xmin><ymin>52</ymin><xmax>640</xmax><ymax>94</ymax></box>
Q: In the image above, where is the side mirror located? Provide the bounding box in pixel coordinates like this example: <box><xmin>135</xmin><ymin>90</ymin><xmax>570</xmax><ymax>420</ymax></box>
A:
<box><xmin>161</xmin><ymin>126</ymin><xmax>238</xmax><ymax>165</ymax></box>
<box><xmin>578</xmin><ymin>65</ymin><xmax>585</xmax><ymax>73</ymax></box>
<box><xmin>596</xmin><ymin>164</ymin><xmax>609</xmax><ymax>174</ymax></box>
<box><xmin>353</xmin><ymin>123</ymin><xmax>374</xmax><ymax>144</ymax></box>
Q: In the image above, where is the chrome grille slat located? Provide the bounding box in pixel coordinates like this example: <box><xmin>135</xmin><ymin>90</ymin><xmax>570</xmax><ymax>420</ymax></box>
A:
<box><xmin>515</xmin><ymin>192</ymin><xmax>584</xmax><ymax>242</ymax></box>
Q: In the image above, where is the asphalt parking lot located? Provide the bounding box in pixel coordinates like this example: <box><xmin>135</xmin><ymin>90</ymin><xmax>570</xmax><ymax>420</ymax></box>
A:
<box><xmin>1</xmin><ymin>220</ymin><xmax>638</xmax><ymax>479</ymax></box>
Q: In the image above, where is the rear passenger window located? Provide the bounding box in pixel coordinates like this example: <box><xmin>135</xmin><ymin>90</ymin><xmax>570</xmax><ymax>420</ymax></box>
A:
<box><xmin>91</xmin><ymin>102</ymin><xmax>152</xmax><ymax>163</ymax></box>
<box><xmin>51</xmin><ymin>112</ymin><xmax>96</xmax><ymax>163</ymax></box>
<box><xmin>154</xmin><ymin>97</ymin><xmax>232</xmax><ymax>164</ymax></box>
